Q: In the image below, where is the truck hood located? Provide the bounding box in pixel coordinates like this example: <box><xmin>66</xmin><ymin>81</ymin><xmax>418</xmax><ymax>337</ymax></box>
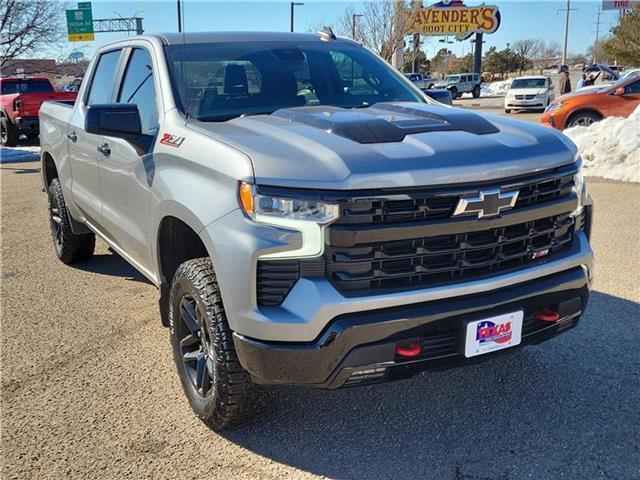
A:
<box><xmin>190</xmin><ymin>102</ymin><xmax>577</xmax><ymax>190</ymax></box>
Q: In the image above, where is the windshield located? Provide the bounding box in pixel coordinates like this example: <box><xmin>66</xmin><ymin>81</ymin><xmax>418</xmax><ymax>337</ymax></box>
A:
<box><xmin>510</xmin><ymin>78</ymin><xmax>547</xmax><ymax>89</ymax></box>
<box><xmin>165</xmin><ymin>41</ymin><xmax>423</xmax><ymax>121</ymax></box>
<box><xmin>444</xmin><ymin>75</ymin><xmax>459</xmax><ymax>82</ymax></box>
<box><xmin>1</xmin><ymin>79</ymin><xmax>54</xmax><ymax>95</ymax></box>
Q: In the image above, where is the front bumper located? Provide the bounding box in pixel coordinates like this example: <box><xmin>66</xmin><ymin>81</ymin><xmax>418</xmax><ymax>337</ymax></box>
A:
<box><xmin>233</xmin><ymin>266</ymin><xmax>589</xmax><ymax>388</ymax></box>
<box><xmin>505</xmin><ymin>99</ymin><xmax>546</xmax><ymax>109</ymax></box>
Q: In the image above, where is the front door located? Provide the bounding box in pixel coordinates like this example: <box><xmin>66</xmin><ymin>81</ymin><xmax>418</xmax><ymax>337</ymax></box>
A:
<box><xmin>97</xmin><ymin>47</ymin><xmax>160</xmax><ymax>273</ymax></box>
<box><xmin>609</xmin><ymin>78</ymin><xmax>640</xmax><ymax>117</ymax></box>
<box><xmin>68</xmin><ymin>49</ymin><xmax>122</xmax><ymax>224</ymax></box>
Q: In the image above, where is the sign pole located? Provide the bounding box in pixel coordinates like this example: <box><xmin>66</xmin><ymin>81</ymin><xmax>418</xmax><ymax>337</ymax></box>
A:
<box><xmin>473</xmin><ymin>33</ymin><xmax>483</xmax><ymax>74</ymax></box>
<box><xmin>562</xmin><ymin>0</ymin><xmax>570</xmax><ymax>65</ymax></box>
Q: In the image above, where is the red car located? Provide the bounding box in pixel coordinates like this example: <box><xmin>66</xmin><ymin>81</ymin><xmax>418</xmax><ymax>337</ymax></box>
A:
<box><xmin>0</xmin><ymin>77</ymin><xmax>77</xmax><ymax>146</ymax></box>
<box><xmin>540</xmin><ymin>73</ymin><xmax>640</xmax><ymax>130</ymax></box>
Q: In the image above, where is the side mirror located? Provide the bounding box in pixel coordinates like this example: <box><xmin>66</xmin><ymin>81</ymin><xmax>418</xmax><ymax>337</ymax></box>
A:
<box><xmin>85</xmin><ymin>104</ymin><xmax>142</xmax><ymax>138</ymax></box>
<box><xmin>614</xmin><ymin>87</ymin><xmax>625</xmax><ymax>96</ymax></box>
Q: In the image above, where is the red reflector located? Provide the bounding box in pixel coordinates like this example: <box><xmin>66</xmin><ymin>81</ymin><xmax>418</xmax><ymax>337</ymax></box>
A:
<box><xmin>395</xmin><ymin>342</ymin><xmax>421</xmax><ymax>357</ymax></box>
<box><xmin>536</xmin><ymin>308</ymin><xmax>560</xmax><ymax>323</ymax></box>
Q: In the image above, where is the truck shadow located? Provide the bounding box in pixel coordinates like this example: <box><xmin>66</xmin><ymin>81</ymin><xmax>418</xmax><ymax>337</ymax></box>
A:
<box><xmin>71</xmin><ymin>249</ymin><xmax>150</xmax><ymax>284</ymax></box>
<box><xmin>221</xmin><ymin>291</ymin><xmax>639</xmax><ymax>480</ymax></box>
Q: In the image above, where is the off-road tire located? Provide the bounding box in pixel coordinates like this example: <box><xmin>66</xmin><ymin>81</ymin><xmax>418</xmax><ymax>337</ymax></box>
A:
<box><xmin>505</xmin><ymin>109</ymin><xmax>511</xmax><ymax>114</ymax></box>
<box><xmin>449</xmin><ymin>86</ymin><xmax>459</xmax><ymax>99</ymax></box>
<box><xmin>566</xmin><ymin>110</ymin><xmax>602</xmax><ymax>128</ymax></box>
<box><xmin>0</xmin><ymin>116</ymin><xmax>18</xmax><ymax>147</ymax></box>
<box><xmin>472</xmin><ymin>85</ymin><xmax>481</xmax><ymax>98</ymax></box>
<box><xmin>169</xmin><ymin>258</ymin><xmax>258</xmax><ymax>431</ymax></box>
<box><xmin>47</xmin><ymin>178</ymin><xmax>95</xmax><ymax>264</ymax></box>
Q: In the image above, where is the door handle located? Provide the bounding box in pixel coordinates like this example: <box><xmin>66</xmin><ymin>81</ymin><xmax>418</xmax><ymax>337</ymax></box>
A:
<box><xmin>97</xmin><ymin>143</ymin><xmax>111</xmax><ymax>156</ymax></box>
<box><xmin>67</xmin><ymin>132</ymin><xmax>77</xmax><ymax>143</ymax></box>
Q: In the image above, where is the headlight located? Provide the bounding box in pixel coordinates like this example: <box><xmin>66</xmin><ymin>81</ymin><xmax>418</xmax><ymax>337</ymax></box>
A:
<box><xmin>239</xmin><ymin>182</ymin><xmax>339</xmax><ymax>224</ymax></box>
<box><xmin>572</xmin><ymin>166</ymin><xmax>588</xmax><ymax>216</ymax></box>
<box><xmin>545</xmin><ymin>102</ymin><xmax>565</xmax><ymax>113</ymax></box>
<box><xmin>239</xmin><ymin>182</ymin><xmax>340</xmax><ymax>259</ymax></box>
<box><xmin>536</xmin><ymin>92</ymin><xmax>546</xmax><ymax>99</ymax></box>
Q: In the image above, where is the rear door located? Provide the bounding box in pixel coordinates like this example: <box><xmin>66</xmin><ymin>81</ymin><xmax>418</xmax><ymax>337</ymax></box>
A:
<box><xmin>68</xmin><ymin>48</ymin><xmax>123</xmax><ymax>224</ymax></box>
<box><xmin>97</xmin><ymin>46</ymin><xmax>160</xmax><ymax>271</ymax></box>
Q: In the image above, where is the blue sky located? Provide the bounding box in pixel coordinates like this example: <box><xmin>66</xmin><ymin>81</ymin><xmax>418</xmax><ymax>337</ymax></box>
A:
<box><xmin>59</xmin><ymin>0</ymin><xmax>622</xmax><ymax>60</ymax></box>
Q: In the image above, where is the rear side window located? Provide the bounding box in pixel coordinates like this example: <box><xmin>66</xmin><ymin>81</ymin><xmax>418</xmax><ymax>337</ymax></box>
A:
<box><xmin>87</xmin><ymin>50</ymin><xmax>121</xmax><ymax>105</ymax></box>
<box><xmin>117</xmin><ymin>48</ymin><xmax>159</xmax><ymax>134</ymax></box>
<box><xmin>1</xmin><ymin>79</ymin><xmax>54</xmax><ymax>95</ymax></box>
<box><xmin>625</xmin><ymin>80</ymin><xmax>640</xmax><ymax>94</ymax></box>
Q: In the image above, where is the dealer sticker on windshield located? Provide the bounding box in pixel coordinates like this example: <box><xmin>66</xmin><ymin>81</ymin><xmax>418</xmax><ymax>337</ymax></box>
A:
<box><xmin>464</xmin><ymin>311</ymin><xmax>523</xmax><ymax>358</ymax></box>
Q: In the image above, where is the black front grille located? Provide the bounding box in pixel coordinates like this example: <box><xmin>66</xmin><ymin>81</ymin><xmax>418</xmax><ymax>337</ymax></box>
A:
<box><xmin>335</xmin><ymin>169</ymin><xmax>574</xmax><ymax>225</ymax></box>
<box><xmin>325</xmin><ymin>214</ymin><xmax>575</xmax><ymax>296</ymax></box>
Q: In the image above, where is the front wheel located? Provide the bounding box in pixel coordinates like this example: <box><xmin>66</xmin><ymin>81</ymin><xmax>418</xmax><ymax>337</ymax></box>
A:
<box><xmin>449</xmin><ymin>86</ymin><xmax>458</xmax><ymax>99</ymax></box>
<box><xmin>169</xmin><ymin>258</ymin><xmax>258</xmax><ymax>430</ymax></box>
<box><xmin>566</xmin><ymin>111</ymin><xmax>602</xmax><ymax>128</ymax></box>
<box><xmin>47</xmin><ymin>178</ymin><xmax>95</xmax><ymax>264</ymax></box>
<box><xmin>505</xmin><ymin>109</ymin><xmax>511</xmax><ymax>114</ymax></box>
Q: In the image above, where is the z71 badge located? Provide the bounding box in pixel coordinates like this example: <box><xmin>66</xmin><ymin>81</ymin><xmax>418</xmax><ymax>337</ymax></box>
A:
<box><xmin>160</xmin><ymin>133</ymin><xmax>185</xmax><ymax>147</ymax></box>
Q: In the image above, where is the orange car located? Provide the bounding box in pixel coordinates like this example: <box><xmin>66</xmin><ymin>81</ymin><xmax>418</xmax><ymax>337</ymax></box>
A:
<box><xmin>541</xmin><ymin>73</ymin><xmax>640</xmax><ymax>129</ymax></box>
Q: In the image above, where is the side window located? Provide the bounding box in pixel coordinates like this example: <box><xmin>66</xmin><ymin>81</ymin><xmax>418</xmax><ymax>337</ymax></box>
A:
<box><xmin>624</xmin><ymin>80</ymin><xmax>640</xmax><ymax>94</ymax></box>
<box><xmin>118</xmin><ymin>48</ymin><xmax>159</xmax><ymax>134</ymax></box>
<box><xmin>87</xmin><ymin>50</ymin><xmax>121</xmax><ymax>105</ymax></box>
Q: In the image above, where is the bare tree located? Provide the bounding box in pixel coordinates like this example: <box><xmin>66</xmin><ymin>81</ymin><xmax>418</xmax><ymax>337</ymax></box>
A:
<box><xmin>335</xmin><ymin>0</ymin><xmax>411</xmax><ymax>63</ymax></box>
<box><xmin>511</xmin><ymin>39</ymin><xmax>540</xmax><ymax>74</ymax></box>
<box><xmin>534</xmin><ymin>40</ymin><xmax>561</xmax><ymax>73</ymax></box>
<box><xmin>0</xmin><ymin>0</ymin><xmax>67</xmax><ymax>69</ymax></box>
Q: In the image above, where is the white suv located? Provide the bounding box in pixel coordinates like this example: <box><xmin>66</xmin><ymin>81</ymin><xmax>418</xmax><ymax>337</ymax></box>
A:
<box><xmin>505</xmin><ymin>76</ymin><xmax>555</xmax><ymax>113</ymax></box>
<box><xmin>434</xmin><ymin>73</ymin><xmax>481</xmax><ymax>99</ymax></box>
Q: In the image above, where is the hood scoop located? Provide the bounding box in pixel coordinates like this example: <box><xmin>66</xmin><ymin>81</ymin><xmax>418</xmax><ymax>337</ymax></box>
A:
<box><xmin>271</xmin><ymin>103</ymin><xmax>499</xmax><ymax>144</ymax></box>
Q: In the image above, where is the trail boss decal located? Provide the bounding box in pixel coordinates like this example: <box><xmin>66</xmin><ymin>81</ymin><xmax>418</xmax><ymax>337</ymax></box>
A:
<box><xmin>160</xmin><ymin>133</ymin><xmax>185</xmax><ymax>147</ymax></box>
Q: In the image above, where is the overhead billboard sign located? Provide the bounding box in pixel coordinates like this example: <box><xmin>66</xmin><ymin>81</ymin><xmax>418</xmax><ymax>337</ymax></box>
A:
<box><xmin>602</xmin><ymin>0</ymin><xmax>638</xmax><ymax>10</ymax></box>
<box><xmin>408</xmin><ymin>0</ymin><xmax>501</xmax><ymax>40</ymax></box>
<box><xmin>66</xmin><ymin>2</ymin><xmax>94</xmax><ymax>42</ymax></box>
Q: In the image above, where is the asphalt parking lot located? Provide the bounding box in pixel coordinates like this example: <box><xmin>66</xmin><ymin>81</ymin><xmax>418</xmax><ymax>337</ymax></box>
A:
<box><xmin>1</xmin><ymin>139</ymin><xmax>639</xmax><ymax>477</ymax></box>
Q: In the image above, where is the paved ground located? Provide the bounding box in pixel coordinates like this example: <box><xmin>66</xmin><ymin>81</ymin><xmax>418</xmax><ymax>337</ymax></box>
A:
<box><xmin>1</xmin><ymin>151</ymin><xmax>639</xmax><ymax>478</ymax></box>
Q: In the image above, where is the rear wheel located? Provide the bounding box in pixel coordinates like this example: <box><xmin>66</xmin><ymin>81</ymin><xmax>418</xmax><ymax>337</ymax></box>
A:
<box><xmin>169</xmin><ymin>258</ymin><xmax>258</xmax><ymax>430</ymax></box>
<box><xmin>0</xmin><ymin>116</ymin><xmax>18</xmax><ymax>147</ymax></box>
<box><xmin>505</xmin><ymin>109</ymin><xmax>511</xmax><ymax>114</ymax></box>
<box><xmin>47</xmin><ymin>178</ymin><xmax>95</xmax><ymax>264</ymax></box>
<box><xmin>566</xmin><ymin>111</ymin><xmax>602</xmax><ymax>128</ymax></box>
<box><xmin>472</xmin><ymin>85</ymin><xmax>481</xmax><ymax>98</ymax></box>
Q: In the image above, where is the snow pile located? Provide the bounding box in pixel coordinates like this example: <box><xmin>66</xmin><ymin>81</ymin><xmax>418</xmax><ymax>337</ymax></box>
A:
<box><xmin>481</xmin><ymin>79</ymin><xmax>512</xmax><ymax>97</ymax></box>
<box><xmin>563</xmin><ymin>105</ymin><xmax>640</xmax><ymax>182</ymax></box>
<box><xmin>0</xmin><ymin>146</ymin><xmax>40</xmax><ymax>163</ymax></box>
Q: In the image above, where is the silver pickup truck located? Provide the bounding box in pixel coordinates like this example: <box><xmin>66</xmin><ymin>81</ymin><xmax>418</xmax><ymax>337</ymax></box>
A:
<box><xmin>39</xmin><ymin>31</ymin><xmax>594</xmax><ymax>430</ymax></box>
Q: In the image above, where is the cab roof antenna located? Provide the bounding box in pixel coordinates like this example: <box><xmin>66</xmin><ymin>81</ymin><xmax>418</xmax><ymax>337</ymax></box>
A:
<box><xmin>318</xmin><ymin>26</ymin><xmax>336</xmax><ymax>41</ymax></box>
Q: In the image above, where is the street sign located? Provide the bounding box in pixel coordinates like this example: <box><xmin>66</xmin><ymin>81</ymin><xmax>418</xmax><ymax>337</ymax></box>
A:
<box><xmin>408</xmin><ymin>1</ymin><xmax>501</xmax><ymax>40</ymax></box>
<box><xmin>66</xmin><ymin>2</ymin><xmax>94</xmax><ymax>42</ymax></box>
<box><xmin>602</xmin><ymin>0</ymin><xmax>638</xmax><ymax>10</ymax></box>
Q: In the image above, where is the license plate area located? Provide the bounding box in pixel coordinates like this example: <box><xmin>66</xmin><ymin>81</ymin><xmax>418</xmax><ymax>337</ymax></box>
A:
<box><xmin>464</xmin><ymin>311</ymin><xmax>523</xmax><ymax>358</ymax></box>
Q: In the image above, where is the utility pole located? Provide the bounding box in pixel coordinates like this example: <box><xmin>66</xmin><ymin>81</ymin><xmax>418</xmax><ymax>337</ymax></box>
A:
<box><xmin>558</xmin><ymin>0</ymin><xmax>576</xmax><ymax>65</ymax></box>
<box><xmin>290</xmin><ymin>2</ymin><xmax>304</xmax><ymax>32</ymax></box>
<box><xmin>352</xmin><ymin>13</ymin><xmax>363</xmax><ymax>38</ymax></box>
<box><xmin>177</xmin><ymin>0</ymin><xmax>182</xmax><ymax>33</ymax></box>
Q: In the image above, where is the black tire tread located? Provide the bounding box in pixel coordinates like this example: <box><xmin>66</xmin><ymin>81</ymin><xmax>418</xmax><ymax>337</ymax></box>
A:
<box><xmin>1</xmin><ymin>116</ymin><xmax>19</xmax><ymax>147</ymax></box>
<box><xmin>170</xmin><ymin>258</ymin><xmax>258</xmax><ymax>430</ymax></box>
<box><xmin>48</xmin><ymin>178</ymin><xmax>95</xmax><ymax>264</ymax></box>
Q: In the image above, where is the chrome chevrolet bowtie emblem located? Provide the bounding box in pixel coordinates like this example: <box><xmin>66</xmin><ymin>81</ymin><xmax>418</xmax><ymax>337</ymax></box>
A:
<box><xmin>453</xmin><ymin>189</ymin><xmax>519</xmax><ymax>218</ymax></box>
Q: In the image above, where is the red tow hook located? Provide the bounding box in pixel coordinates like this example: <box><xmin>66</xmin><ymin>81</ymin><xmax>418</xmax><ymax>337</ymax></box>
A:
<box><xmin>536</xmin><ymin>308</ymin><xmax>560</xmax><ymax>323</ymax></box>
<box><xmin>395</xmin><ymin>342</ymin><xmax>421</xmax><ymax>358</ymax></box>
